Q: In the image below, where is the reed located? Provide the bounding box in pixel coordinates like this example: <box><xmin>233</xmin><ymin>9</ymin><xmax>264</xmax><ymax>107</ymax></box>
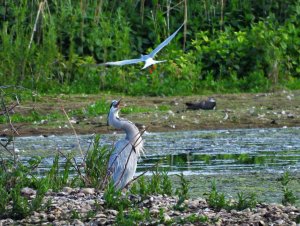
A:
<box><xmin>0</xmin><ymin>1</ymin><xmax>300</xmax><ymax>95</ymax></box>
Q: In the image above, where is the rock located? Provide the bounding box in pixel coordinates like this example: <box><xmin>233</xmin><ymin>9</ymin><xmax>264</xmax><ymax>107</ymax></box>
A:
<box><xmin>163</xmin><ymin>213</ymin><xmax>171</xmax><ymax>222</ymax></box>
<box><xmin>21</xmin><ymin>187</ymin><xmax>36</xmax><ymax>197</ymax></box>
<box><xmin>274</xmin><ymin>219</ymin><xmax>285</xmax><ymax>225</ymax></box>
<box><xmin>57</xmin><ymin>191</ymin><xmax>68</xmax><ymax>196</ymax></box>
<box><xmin>47</xmin><ymin>214</ymin><xmax>56</xmax><ymax>222</ymax></box>
<box><xmin>95</xmin><ymin>213</ymin><xmax>107</xmax><ymax>218</ymax></box>
<box><xmin>62</xmin><ymin>187</ymin><xmax>73</xmax><ymax>193</ymax></box>
<box><xmin>150</xmin><ymin>208</ymin><xmax>160</xmax><ymax>215</ymax></box>
<box><xmin>72</xmin><ymin>219</ymin><xmax>84</xmax><ymax>226</ymax></box>
<box><xmin>188</xmin><ymin>200</ymin><xmax>199</xmax><ymax>209</ymax></box>
<box><xmin>106</xmin><ymin>209</ymin><xmax>118</xmax><ymax>216</ymax></box>
<box><xmin>96</xmin><ymin>218</ymin><xmax>107</xmax><ymax>225</ymax></box>
<box><xmin>81</xmin><ymin>188</ymin><xmax>95</xmax><ymax>195</ymax></box>
<box><xmin>77</xmin><ymin>192</ymin><xmax>85</xmax><ymax>197</ymax></box>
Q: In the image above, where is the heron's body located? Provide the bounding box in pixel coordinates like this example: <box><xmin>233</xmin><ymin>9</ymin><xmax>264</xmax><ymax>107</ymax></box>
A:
<box><xmin>107</xmin><ymin>100</ymin><xmax>143</xmax><ymax>189</ymax></box>
<box><xmin>99</xmin><ymin>23</ymin><xmax>185</xmax><ymax>69</ymax></box>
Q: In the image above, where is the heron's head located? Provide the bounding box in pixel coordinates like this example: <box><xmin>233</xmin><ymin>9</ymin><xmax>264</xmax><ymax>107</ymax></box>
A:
<box><xmin>107</xmin><ymin>99</ymin><xmax>121</xmax><ymax>125</ymax></box>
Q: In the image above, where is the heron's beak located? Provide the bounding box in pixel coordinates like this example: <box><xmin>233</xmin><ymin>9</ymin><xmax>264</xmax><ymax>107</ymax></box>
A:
<box><xmin>116</xmin><ymin>99</ymin><xmax>122</xmax><ymax>108</ymax></box>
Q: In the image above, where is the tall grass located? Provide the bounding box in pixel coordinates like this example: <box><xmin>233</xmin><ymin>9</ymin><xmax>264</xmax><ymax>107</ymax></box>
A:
<box><xmin>1</xmin><ymin>1</ymin><xmax>300</xmax><ymax>95</ymax></box>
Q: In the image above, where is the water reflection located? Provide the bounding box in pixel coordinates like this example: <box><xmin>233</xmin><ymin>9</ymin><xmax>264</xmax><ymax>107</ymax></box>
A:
<box><xmin>8</xmin><ymin>127</ymin><xmax>300</xmax><ymax>176</ymax></box>
<box><xmin>5</xmin><ymin>127</ymin><xmax>300</xmax><ymax>204</ymax></box>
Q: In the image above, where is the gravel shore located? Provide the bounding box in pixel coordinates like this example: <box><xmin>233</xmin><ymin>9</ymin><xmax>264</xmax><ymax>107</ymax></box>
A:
<box><xmin>1</xmin><ymin>187</ymin><xmax>299</xmax><ymax>225</ymax></box>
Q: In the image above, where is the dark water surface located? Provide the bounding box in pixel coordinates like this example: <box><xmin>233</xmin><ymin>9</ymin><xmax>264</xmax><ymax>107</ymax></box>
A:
<box><xmin>12</xmin><ymin>127</ymin><xmax>300</xmax><ymax>204</ymax></box>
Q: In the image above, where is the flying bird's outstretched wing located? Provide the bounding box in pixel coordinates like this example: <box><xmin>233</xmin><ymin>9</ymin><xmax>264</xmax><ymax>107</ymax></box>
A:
<box><xmin>100</xmin><ymin>58</ymin><xmax>144</xmax><ymax>66</ymax></box>
<box><xmin>149</xmin><ymin>23</ymin><xmax>185</xmax><ymax>58</ymax></box>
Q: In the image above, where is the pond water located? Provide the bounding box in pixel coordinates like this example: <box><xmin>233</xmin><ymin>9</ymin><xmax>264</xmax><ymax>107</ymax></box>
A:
<box><xmin>7</xmin><ymin>127</ymin><xmax>300</xmax><ymax>204</ymax></box>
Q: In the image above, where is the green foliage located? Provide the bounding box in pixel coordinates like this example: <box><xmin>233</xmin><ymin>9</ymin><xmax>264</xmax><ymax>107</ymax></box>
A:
<box><xmin>174</xmin><ymin>173</ymin><xmax>190</xmax><ymax>210</ymax></box>
<box><xmin>130</xmin><ymin>168</ymin><xmax>173</xmax><ymax>198</ymax></box>
<box><xmin>179</xmin><ymin>213</ymin><xmax>208</xmax><ymax>224</ymax></box>
<box><xmin>84</xmin><ymin>135</ymin><xmax>112</xmax><ymax>188</ymax></box>
<box><xmin>206</xmin><ymin>180</ymin><xmax>258</xmax><ymax>211</ymax></box>
<box><xmin>103</xmin><ymin>182</ymin><xmax>130</xmax><ymax>210</ymax></box>
<box><xmin>206</xmin><ymin>180</ymin><xmax>228</xmax><ymax>210</ymax></box>
<box><xmin>279</xmin><ymin>172</ymin><xmax>298</xmax><ymax>205</ymax></box>
<box><xmin>1</xmin><ymin>1</ymin><xmax>300</xmax><ymax>95</ymax></box>
<box><xmin>0</xmin><ymin>157</ymin><xmax>46</xmax><ymax>219</ymax></box>
<box><xmin>116</xmin><ymin>207</ymin><xmax>150</xmax><ymax>226</ymax></box>
<box><xmin>234</xmin><ymin>192</ymin><xmax>257</xmax><ymax>210</ymax></box>
<box><xmin>41</xmin><ymin>154</ymin><xmax>72</xmax><ymax>192</ymax></box>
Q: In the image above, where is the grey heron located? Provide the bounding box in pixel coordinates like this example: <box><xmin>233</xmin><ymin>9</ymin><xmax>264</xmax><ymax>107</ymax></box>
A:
<box><xmin>107</xmin><ymin>99</ymin><xmax>144</xmax><ymax>189</ymax></box>
<box><xmin>99</xmin><ymin>23</ymin><xmax>185</xmax><ymax>70</ymax></box>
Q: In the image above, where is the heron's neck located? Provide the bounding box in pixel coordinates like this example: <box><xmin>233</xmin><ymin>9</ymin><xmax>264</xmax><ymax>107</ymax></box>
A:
<box><xmin>109</xmin><ymin>112</ymin><xmax>141</xmax><ymax>143</ymax></box>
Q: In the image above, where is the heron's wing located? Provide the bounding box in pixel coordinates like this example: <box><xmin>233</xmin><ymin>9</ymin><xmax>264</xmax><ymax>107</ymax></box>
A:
<box><xmin>99</xmin><ymin>58</ymin><xmax>144</xmax><ymax>66</ymax></box>
<box><xmin>108</xmin><ymin>139</ymin><xmax>138</xmax><ymax>189</ymax></box>
<box><xmin>149</xmin><ymin>22</ymin><xmax>185</xmax><ymax>58</ymax></box>
<box><xmin>108</xmin><ymin>140</ymin><xmax>135</xmax><ymax>170</ymax></box>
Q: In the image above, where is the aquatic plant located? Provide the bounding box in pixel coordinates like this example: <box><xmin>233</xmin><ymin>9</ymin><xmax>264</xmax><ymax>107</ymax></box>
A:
<box><xmin>234</xmin><ymin>192</ymin><xmax>257</xmax><ymax>210</ymax></box>
<box><xmin>130</xmin><ymin>167</ymin><xmax>173</xmax><ymax>198</ymax></box>
<box><xmin>206</xmin><ymin>180</ymin><xmax>229</xmax><ymax>210</ymax></box>
<box><xmin>174</xmin><ymin>173</ymin><xmax>190</xmax><ymax>210</ymax></box>
<box><xmin>280</xmin><ymin>171</ymin><xmax>298</xmax><ymax>205</ymax></box>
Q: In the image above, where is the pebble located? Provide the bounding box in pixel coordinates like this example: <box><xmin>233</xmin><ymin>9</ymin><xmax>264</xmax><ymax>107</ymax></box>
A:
<box><xmin>1</xmin><ymin>188</ymin><xmax>299</xmax><ymax>225</ymax></box>
<box><xmin>63</xmin><ymin>187</ymin><xmax>73</xmax><ymax>193</ymax></box>
<box><xmin>21</xmin><ymin>187</ymin><xmax>36</xmax><ymax>197</ymax></box>
<box><xmin>106</xmin><ymin>209</ymin><xmax>118</xmax><ymax>216</ymax></box>
<box><xmin>81</xmin><ymin>188</ymin><xmax>95</xmax><ymax>195</ymax></box>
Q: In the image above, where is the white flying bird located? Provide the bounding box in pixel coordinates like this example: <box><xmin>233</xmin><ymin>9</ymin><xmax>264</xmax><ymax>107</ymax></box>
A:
<box><xmin>99</xmin><ymin>23</ymin><xmax>185</xmax><ymax>69</ymax></box>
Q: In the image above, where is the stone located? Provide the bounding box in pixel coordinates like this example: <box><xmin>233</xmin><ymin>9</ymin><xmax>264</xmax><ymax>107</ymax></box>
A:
<box><xmin>163</xmin><ymin>213</ymin><xmax>172</xmax><ymax>222</ymax></box>
<box><xmin>72</xmin><ymin>219</ymin><xmax>84</xmax><ymax>226</ymax></box>
<box><xmin>21</xmin><ymin>187</ymin><xmax>36</xmax><ymax>197</ymax></box>
<box><xmin>95</xmin><ymin>213</ymin><xmax>107</xmax><ymax>218</ymax></box>
<box><xmin>62</xmin><ymin>187</ymin><xmax>73</xmax><ymax>193</ymax></box>
<box><xmin>47</xmin><ymin>214</ymin><xmax>56</xmax><ymax>222</ymax></box>
<box><xmin>81</xmin><ymin>188</ymin><xmax>95</xmax><ymax>195</ymax></box>
<box><xmin>96</xmin><ymin>218</ymin><xmax>107</xmax><ymax>225</ymax></box>
<box><xmin>106</xmin><ymin>209</ymin><xmax>118</xmax><ymax>216</ymax></box>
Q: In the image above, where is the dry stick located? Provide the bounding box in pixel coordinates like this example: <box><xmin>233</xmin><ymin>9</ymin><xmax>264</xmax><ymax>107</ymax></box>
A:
<box><xmin>57</xmin><ymin>148</ymin><xmax>87</xmax><ymax>184</ymax></box>
<box><xmin>124</xmin><ymin>161</ymin><xmax>160</xmax><ymax>189</ymax></box>
<box><xmin>183</xmin><ymin>0</ymin><xmax>188</xmax><ymax>50</ymax></box>
<box><xmin>220</xmin><ymin>0</ymin><xmax>224</xmax><ymax>32</ymax></box>
<box><xmin>83</xmin><ymin>134</ymin><xmax>95</xmax><ymax>162</ymax></box>
<box><xmin>166</xmin><ymin>0</ymin><xmax>170</xmax><ymax>33</ymax></box>
<box><xmin>0</xmin><ymin>142</ymin><xmax>13</xmax><ymax>156</ymax></box>
<box><xmin>28</xmin><ymin>1</ymin><xmax>45</xmax><ymax>49</ymax></box>
<box><xmin>94</xmin><ymin>0</ymin><xmax>103</xmax><ymax>24</ymax></box>
<box><xmin>61</xmin><ymin>107</ymin><xmax>84</xmax><ymax>159</ymax></box>
<box><xmin>162</xmin><ymin>0</ymin><xmax>184</xmax><ymax>15</ymax></box>
<box><xmin>0</xmin><ymin>103</ymin><xmax>18</xmax><ymax>116</ymax></box>
<box><xmin>0</xmin><ymin>92</ymin><xmax>20</xmax><ymax>165</ymax></box>
<box><xmin>0</xmin><ymin>93</ymin><xmax>19</xmax><ymax>136</ymax></box>
<box><xmin>107</xmin><ymin>127</ymin><xmax>147</xmax><ymax>174</ymax></box>
<box><xmin>114</xmin><ymin>128</ymin><xmax>148</xmax><ymax>188</ymax></box>
<box><xmin>140</xmin><ymin>0</ymin><xmax>145</xmax><ymax>24</ymax></box>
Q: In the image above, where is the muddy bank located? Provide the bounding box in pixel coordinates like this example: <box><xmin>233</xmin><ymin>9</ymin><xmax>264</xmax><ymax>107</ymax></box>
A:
<box><xmin>1</xmin><ymin>90</ymin><xmax>300</xmax><ymax>136</ymax></box>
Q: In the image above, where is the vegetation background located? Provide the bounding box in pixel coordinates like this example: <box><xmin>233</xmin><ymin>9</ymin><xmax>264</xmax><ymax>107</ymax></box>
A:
<box><xmin>1</xmin><ymin>0</ymin><xmax>300</xmax><ymax>96</ymax></box>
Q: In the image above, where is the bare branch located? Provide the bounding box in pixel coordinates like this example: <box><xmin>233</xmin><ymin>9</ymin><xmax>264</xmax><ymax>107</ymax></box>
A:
<box><xmin>61</xmin><ymin>106</ymin><xmax>84</xmax><ymax>159</ymax></box>
<box><xmin>28</xmin><ymin>1</ymin><xmax>45</xmax><ymax>49</ymax></box>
